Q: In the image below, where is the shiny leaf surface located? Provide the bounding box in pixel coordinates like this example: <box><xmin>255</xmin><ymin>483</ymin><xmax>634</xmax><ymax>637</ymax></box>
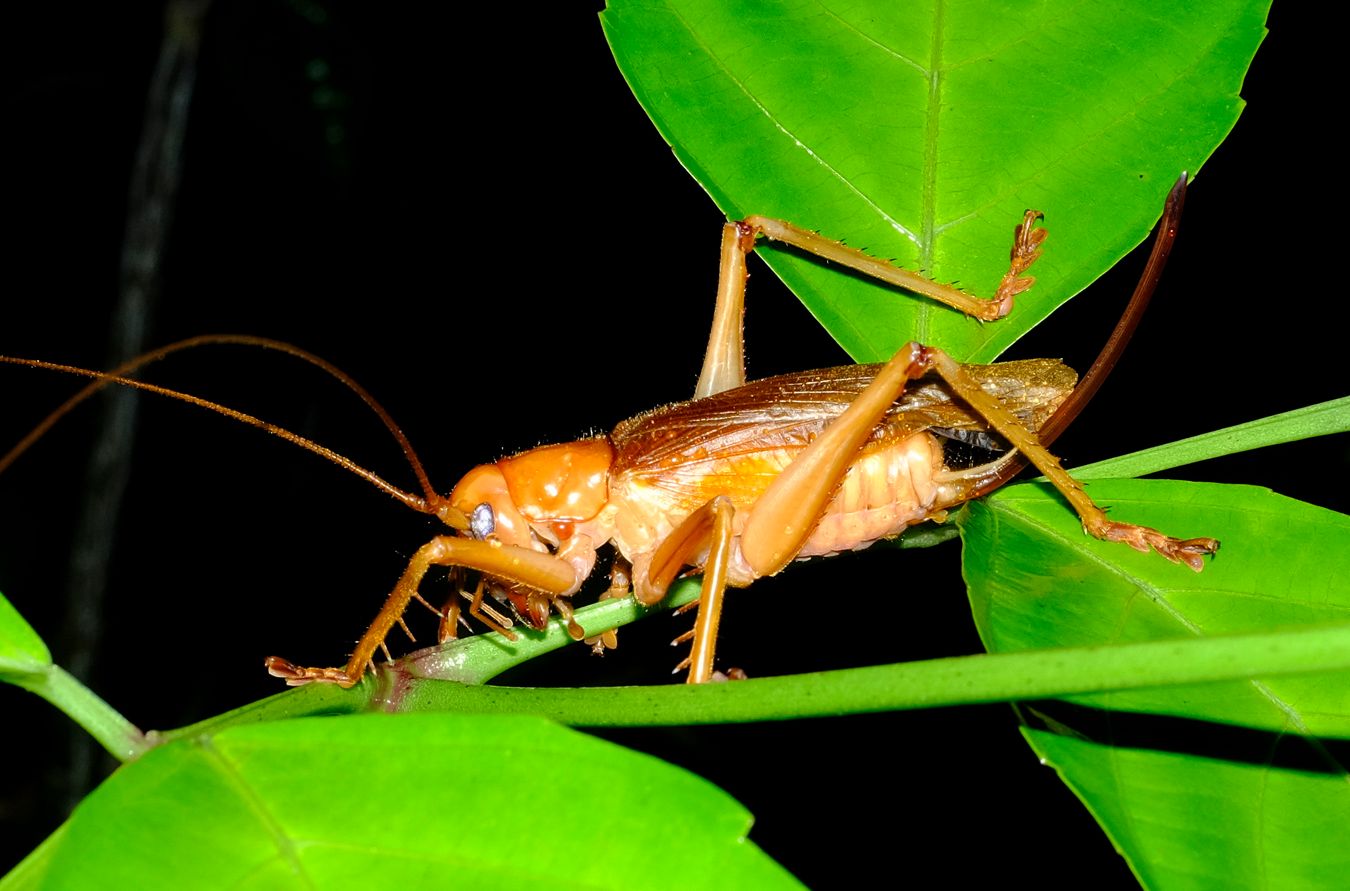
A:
<box><xmin>603</xmin><ymin>0</ymin><xmax>1269</xmax><ymax>362</ymax></box>
<box><xmin>3</xmin><ymin>714</ymin><xmax>798</xmax><ymax>890</ymax></box>
<box><xmin>961</xmin><ymin>480</ymin><xmax>1350</xmax><ymax>888</ymax></box>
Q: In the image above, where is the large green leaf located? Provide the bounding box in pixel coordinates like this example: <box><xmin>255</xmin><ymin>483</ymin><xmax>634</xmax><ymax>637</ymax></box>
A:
<box><xmin>603</xmin><ymin>0</ymin><xmax>1269</xmax><ymax>362</ymax></box>
<box><xmin>4</xmin><ymin>714</ymin><xmax>798</xmax><ymax>890</ymax></box>
<box><xmin>963</xmin><ymin>481</ymin><xmax>1350</xmax><ymax>732</ymax></box>
<box><xmin>960</xmin><ymin>480</ymin><xmax>1350</xmax><ymax>889</ymax></box>
<box><xmin>1027</xmin><ymin>729</ymin><xmax>1350</xmax><ymax>891</ymax></box>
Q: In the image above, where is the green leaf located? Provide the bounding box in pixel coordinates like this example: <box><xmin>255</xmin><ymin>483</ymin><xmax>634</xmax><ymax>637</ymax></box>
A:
<box><xmin>1026</xmin><ymin>728</ymin><xmax>1350</xmax><ymax>891</ymax></box>
<box><xmin>602</xmin><ymin>0</ymin><xmax>1269</xmax><ymax>362</ymax></box>
<box><xmin>4</xmin><ymin>714</ymin><xmax>799</xmax><ymax>890</ymax></box>
<box><xmin>963</xmin><ymin>480</ymin><xmax>1350</xmax><ymax>731</ymax></box>
<box><xmin>0</xmin><ymin>589</ymin><xmax>50</xmax><ymax>680</ymax></box>
<box><xmin>960</xmin><ymin>480</ymin><xmax>1350</xmax><ymax>888</ymax></box>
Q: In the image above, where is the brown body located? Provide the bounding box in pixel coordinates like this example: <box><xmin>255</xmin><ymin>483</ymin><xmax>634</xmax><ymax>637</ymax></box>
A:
<box><xmin>1</xmin><ymin>187</ymin><xmax>1216</xmax><ymax>688</ymax></box>
<box><xmin>259</xmin><ymin>197</ymin><xmax>1213</xmax><ymax>686</ymax></box>
<box><xmin>430</xmin><ymin>357</ymin><xmax>1075</xmax><ymax>673</ymax></box>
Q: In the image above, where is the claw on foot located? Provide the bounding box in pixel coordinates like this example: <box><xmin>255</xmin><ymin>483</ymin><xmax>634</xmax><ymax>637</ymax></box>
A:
<box><xmin>987</xmin><ymin>209</ymin><xmax>1048</xmax><ymax>319</ymax></box>
<box><xmin>264</xmin><ymin>655</ymin><xmax>358</xmax><ymax>688</ymax></box>
<box><xmin>585</xmin><ymin>629</ymin><xmax>618</xmax><ymax>655</ymax></box>
<box><xmin>1099</xmin><ymin>522</ymin><xmax>1220</xmax><ymax>572</ymax></box>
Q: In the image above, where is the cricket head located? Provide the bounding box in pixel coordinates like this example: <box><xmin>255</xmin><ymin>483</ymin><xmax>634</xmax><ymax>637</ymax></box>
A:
<box><xmin>446</xmin><ymin>437</ymin><xmax>615</xmax><ymax>631</ymax></box>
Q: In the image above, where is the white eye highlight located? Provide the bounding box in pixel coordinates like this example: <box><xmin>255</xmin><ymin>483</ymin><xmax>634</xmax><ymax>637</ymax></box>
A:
<box><xmin>470</xmin><ymin>503</ymin><xmax>495</xmax><ymax>540</ymax></box>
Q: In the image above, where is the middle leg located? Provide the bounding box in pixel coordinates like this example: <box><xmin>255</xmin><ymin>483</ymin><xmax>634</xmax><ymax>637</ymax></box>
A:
<box><xmin>649</xmin><ymin>343</ymin><xmax>937</xmax><ymax>682</ymax></box>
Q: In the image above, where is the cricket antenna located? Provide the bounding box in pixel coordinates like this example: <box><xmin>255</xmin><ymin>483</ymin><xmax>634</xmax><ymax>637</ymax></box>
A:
<box><xmin>969</xmin><ymin>172</ymin><xmax>1189</xmax><ymax>497</ymax></box>
<box><xmin>0</xmin><ymin>335</ymin><xmax>447</xmax><ymax>519</ymax></box>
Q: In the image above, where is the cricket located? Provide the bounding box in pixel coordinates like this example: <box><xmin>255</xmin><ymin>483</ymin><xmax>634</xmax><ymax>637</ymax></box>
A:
<box><xmin>0</xmin><ymin>176</ymin><xmax>1218</xmax><ymax>687</ymax></box>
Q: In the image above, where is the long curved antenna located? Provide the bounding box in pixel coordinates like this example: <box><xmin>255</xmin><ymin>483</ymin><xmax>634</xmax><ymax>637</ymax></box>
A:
<box><xmin>967</xmin><ymin>172</ymin><xmax>1189</xmax><ymax>498</ymax></box>
<box><xmin>0</xmin><ymin>342</ymin><xmax>464</xmax><ymax>523</ymax></box>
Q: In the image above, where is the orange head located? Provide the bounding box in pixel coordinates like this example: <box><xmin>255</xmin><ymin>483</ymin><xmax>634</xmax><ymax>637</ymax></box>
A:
<box><xmin>448</xmin><ymin>437</ymin><xmax>614</xmax><ymax>549</ymax></box>
<box><xmin>447</xmin><ymin>437</ymin><xmax>614</xmax><ymax>630</ymax></box>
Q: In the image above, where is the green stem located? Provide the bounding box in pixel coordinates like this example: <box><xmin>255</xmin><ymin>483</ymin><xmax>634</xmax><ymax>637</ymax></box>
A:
<box><xmin>1075</xmin><ymin>396</ymin><xmax>1350</xmax><ymax>481</ymax></box>
<box><xmin>400</xmin><ymin>578</ymin><xmax>701</xmax><ymax>685</ymax></box>
<box><xmin>150</xmin><ymin>582</ymin><xmax>703</xmax><ymax>743</ymax></box>
<box><xmin>391</xmin><ymin>622</ymin><xmax>1350</xmax><ymax>725</ymax></box>
<box><xmin>15</xmin><ymin>665</ymin><xmax>149</xmax><ymax>761</ymax></box>
<box><xmin>152</xmin><ymin>680</ymin><xmax>370</xmax><ymax>746</ymax></box>
<box><xmin>153</xmin><ymin>622</ymin><xmax>1350</xmax><ymax>735</ymax></box>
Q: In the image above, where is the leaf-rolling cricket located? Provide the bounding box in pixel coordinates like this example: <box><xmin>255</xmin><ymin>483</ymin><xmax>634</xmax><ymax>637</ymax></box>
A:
<box><xmin>0</xmin><ymin>176</ymin><xmax>1217</xmax><ymax>686</ymax></box>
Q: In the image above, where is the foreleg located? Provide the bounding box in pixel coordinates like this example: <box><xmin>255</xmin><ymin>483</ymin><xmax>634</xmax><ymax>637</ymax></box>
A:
<box><xmin>265</xmin><ymin>537</ymin><xmax>578</xmax><ymax>687</ymax></box>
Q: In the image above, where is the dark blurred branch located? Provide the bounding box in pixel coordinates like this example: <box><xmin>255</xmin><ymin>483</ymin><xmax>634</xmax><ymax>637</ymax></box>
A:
<box><xmin>60</xmin><ymin>0</ymin><xmax>211</xmax><ymax>812</ymax></box>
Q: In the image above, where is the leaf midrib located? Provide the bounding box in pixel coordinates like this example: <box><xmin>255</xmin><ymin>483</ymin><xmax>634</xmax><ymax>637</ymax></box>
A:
<box><xmin>995</xmin><ymin>491</ymin><xmax>1350</xmax><ymax>771</ymax></box>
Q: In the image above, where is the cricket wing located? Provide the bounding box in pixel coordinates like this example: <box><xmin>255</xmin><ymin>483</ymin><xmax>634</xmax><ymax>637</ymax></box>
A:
<box><xmin>609</xmin><ymin>358</ymin><xmax>1074</xmax><ymax>508</ymax></box>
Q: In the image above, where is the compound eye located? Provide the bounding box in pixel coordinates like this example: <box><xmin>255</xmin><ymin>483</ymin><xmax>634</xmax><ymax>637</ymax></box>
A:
<box><xmin>470</xmin><ymin>503</ymin><xmax>495</xmax><ymax>540</ymax></box>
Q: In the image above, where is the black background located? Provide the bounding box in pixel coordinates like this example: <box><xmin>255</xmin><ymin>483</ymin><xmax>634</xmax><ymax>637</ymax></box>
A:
<box><xmin>0</xmin><ymin>3</ymin><xmax>1342</xmax><ymax>886</ymax></box>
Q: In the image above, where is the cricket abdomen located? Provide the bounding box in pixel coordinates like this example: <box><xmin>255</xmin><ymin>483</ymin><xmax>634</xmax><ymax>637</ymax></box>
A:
<box><xmin>608</xmin><ymin>429</ymin><xmax>945</xmax><ymax>584</ymax></box>
<box><xmin>795</xmin><ymin>430</ymin><xmax>944</xmax><ymax>559</ymax></box>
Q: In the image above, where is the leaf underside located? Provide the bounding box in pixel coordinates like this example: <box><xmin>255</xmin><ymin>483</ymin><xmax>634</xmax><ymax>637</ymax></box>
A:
<box><xmin>961</xmin><ymin>479</ymin><xmax>1350</xmax><ymax>889</ymax></box>
<box><xmin>603</xmin><ymin>0</ymin><xmax>1269</xmax><ymax>362</ymax></box>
